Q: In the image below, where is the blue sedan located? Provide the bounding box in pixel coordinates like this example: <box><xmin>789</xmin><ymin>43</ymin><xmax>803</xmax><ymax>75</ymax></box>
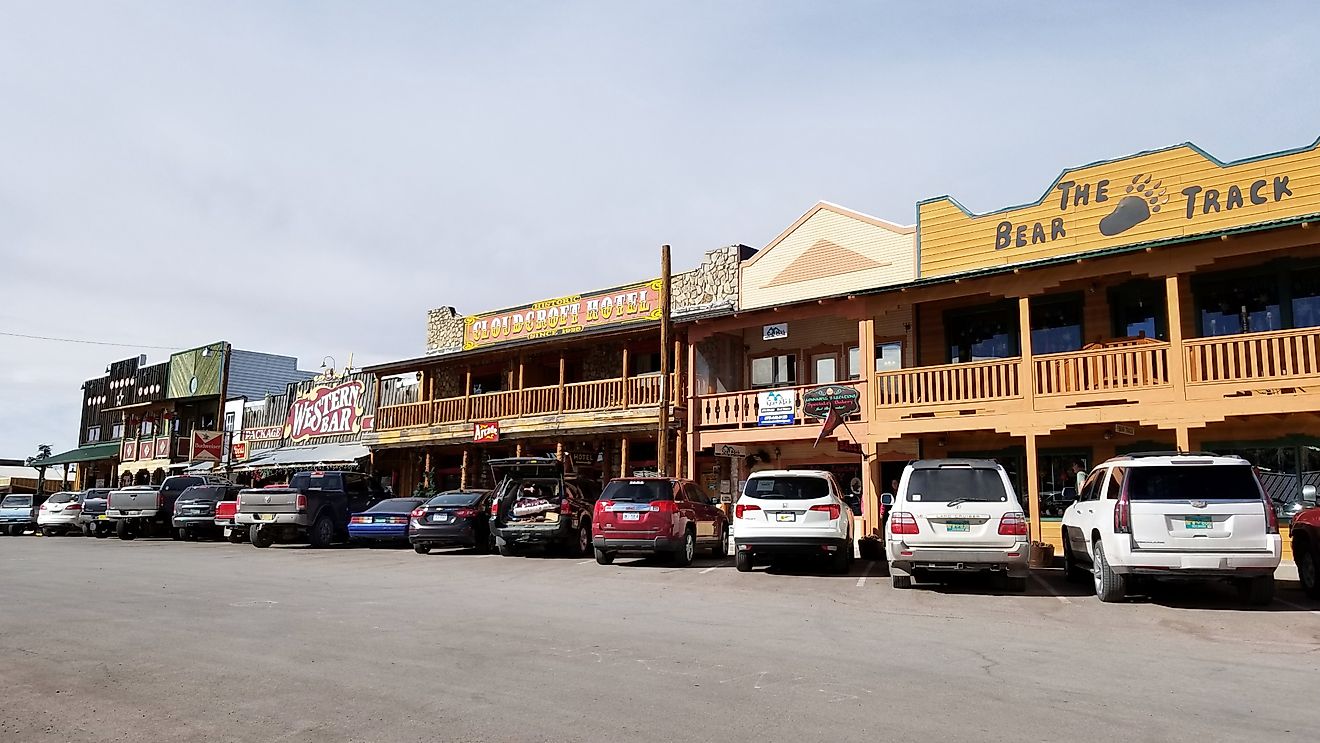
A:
<box><xmin>348</xmin><ymin>497</ymin><xmax>428</xmax><ymax>545</ymax></box>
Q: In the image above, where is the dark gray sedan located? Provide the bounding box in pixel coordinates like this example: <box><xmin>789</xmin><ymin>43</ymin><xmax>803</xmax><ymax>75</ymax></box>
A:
<box><xmin>408</xmin><ymin>490</ymin><xmax>495</xmax><ymax>554</ymax></box>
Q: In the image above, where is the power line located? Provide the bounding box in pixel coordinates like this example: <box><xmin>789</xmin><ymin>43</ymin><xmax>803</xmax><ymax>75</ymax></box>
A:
<box><xmin>0</xmin><ymin>331</ymin><xmax>184</xmax><ymax>351</ymax></box>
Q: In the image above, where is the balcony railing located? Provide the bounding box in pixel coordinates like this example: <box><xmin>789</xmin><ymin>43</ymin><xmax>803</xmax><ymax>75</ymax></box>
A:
<box><xmin>873</xmin><ymin>358</ymin><xmax>1021</xmax><ymax>409</ymax></box>
<box><xmin>374</xmin><ymin>374</ymin><xmax>672</xmax><ymax>431</ymax></box>
<box><xmin>1034</xmin><ymin>342</ymin><xmax>1170</xmax><ymax>396</ymax></box>
<box><xmin>1186</xmin><ymin>326</ymin><xmax>1320</xmax><ymax>385</ymax></box>
<box><xmin>696</xmin><ymin>380</ymin><xmax>863</xmax><ymax>430</ymax></box>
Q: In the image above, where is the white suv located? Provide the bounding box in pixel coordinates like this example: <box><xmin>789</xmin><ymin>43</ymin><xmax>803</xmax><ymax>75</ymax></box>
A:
<box><xmin>733</xmin><ymin>470</ymin><xmax>854</xmax><ymax>574</ymax></box>
<box><xmin>1061</xmin><ymin>452</ymin><xmax>1282</xmax><ymax>605</ymax></box>
<box><xmin>885</xmin><ymin>459</ymin><xmax>1030</xmax><ymax>591</ymax></box>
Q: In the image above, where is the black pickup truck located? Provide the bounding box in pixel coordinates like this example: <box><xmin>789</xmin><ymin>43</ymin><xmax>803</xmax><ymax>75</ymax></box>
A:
<box><xmin>236</xmin><ymin>471</ymin><xmax>383</xmax><ymax>548</ymax></box>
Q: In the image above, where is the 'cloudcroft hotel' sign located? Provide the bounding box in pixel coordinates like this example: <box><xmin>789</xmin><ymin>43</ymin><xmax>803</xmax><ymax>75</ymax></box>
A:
<box><xmin>916</xmin><ymin>138</ymin><xmax>1320</xmax><ymax>278</ymax></box>
<box><xmin>286</xmin><ymin>379</ymin><xmax>372</xmax><ymax>443</ymax></box>
<box><xmin>464</xmin><ymin>279</ymin><xmax>665</xmax><ymax>350</ymax></box>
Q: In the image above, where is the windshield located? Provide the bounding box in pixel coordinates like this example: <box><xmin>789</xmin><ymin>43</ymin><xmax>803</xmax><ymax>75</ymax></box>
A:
<box><xmin>1126</xmin><ymin>465</ymin><xmax>1261</xmax><ymax>501</ymax></box>
<box><xmin>601</xmin><ymin>480</ymin><xmax>673</xmax><ymax>503</ymax></box>
<box><xmin>744</xmin><ymin>476</ymin><xmax>830</xmax><ymax>500</ymax></box>
<box><xmin>48</xmin><ymin>492</ymin><xmax>77</xmax><ymax>504</ymax></box>
<box><xmin>2</xmin><ymin>495</ymin><xmax>33</xmax><ymax>507</ymax></box>
<box><xmin>179</xmin><ymin>486</ymin><xmax>224</xmax><ymax>500</ymax></box>
<box><xmin>83</xmin><ymin>490</ymin><xmax>111</xmax><ymax>500</ymax></box>
<box><xmin>366</xmin><ymin>498</ymin><xmax>426</xmax><ymax>513</ymax></box>
<box><xmin>162</xmin><ymin>477</ymin><xmax>204</xmax><ymax>493</ymax></box>
<box><xmin>426</xmin><ymin>492</ymin><xmax>485</xmax><ymax>507</ymax></box>
<box><xmin>905</xmin><ymin>468</ymin><xmax>1008</xmax><ymax>503</ymax></box>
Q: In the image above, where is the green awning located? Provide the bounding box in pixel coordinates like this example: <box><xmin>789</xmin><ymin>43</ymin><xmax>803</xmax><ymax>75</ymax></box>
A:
<box><xmin>39</xmin><ymin>442</ymin><xmax>121</xmax><ymax>466</ymax></box>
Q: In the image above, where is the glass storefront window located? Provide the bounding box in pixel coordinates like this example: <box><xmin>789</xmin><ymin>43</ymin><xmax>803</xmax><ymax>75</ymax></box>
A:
<box><xmin>1110</xmin><ymin>279</ymin><xmax>1165</xmax><ymax>340</ymax></box>
<box><xmin>1291</xmin><ymin>268</ymin><xmax>1320</xmax><ymax>329</ymax></box>
<box><xmin>946</xmin><ymin>305</ymin><xmax>1018</xmax><ymax>363</ymax></box>
<box><xmin>1196</xmin><ymin>273</ymin><xmax>1282</xmax><ymax>336</ymax></box>
<box><xmin>1031</xmin><ymin>294</ymin><xmax>1084</xmax><ymax>354</ymax></box>
<box><xmin>1212</xmin><ymin>443</ymin><xmax>1319</xmax><ymax>522</ymax></box>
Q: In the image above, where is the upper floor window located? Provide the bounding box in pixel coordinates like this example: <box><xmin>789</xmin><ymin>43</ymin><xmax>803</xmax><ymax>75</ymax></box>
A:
<box><xmin>1110</xmin><ymin>280</ymin><xmax>1166</xmax><ymax>341</ymax></box>
<box><xmin>850</xmin><ymin>342</ymin><xmax>904</xmax><ymax>378</ymax></box>
<box><xmin>751</xmin><ymin>354</ymin><xmax>796</xmax><ymax>388</ymax></box>
<box><xmin>1030</xmin><ymin>294</ymin><xmax>1084</xmax><ymax>354</ymax></box>
<box><xmin>111</xmin><ymin>423</ymin><xmax>124</xmax><ymax>439</ymax></box>
<box><xmin>632</xmin><ymin>351</ymin><xmax>663</xmax><ymax>376</ymax></box>
<box><xmin>86</xmin><ymin>426</ymin><xmax>101</xmax><ymax>443</ymax></box>
<box><xmin>224</xmin><ymin>412</ymin><xmax>236</xmax><ymax>432</ymax></box>
<box><xmin>1197</xmin><ymin>272</ymin><xmax>1281</xmax><ymax>337</ymax></box>
<box><xmin>946</xmin><ymin>304</ymin><xmax>1018</xmax><ymax>363</ymax></box>
<box><xmin>140</xmin><ymin>419</ymin><xmax>155</xmax><ymax>437</ymax></box>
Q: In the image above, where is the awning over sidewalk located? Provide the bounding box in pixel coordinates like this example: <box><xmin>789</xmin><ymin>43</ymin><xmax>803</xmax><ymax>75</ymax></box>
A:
<box><xmin>235</xmin><ymin>442</ymin><xmax>370</xmax><ymax>471</ymax></box>
<box><xmin>39</xmin><ymin>442</ymin><xmax>121</xmax><ymax>466</ymax></box>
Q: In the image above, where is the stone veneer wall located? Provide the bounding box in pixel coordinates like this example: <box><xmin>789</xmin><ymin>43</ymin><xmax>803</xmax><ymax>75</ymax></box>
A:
<box><xmin>424</xmin><ymin>245</ymin><xmax>745</xmax><ymax>356</ymax></box>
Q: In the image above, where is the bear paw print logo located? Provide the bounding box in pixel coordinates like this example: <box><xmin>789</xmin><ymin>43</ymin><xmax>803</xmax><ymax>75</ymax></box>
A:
<box><xmin>1099</xmin><ymin>174</ymin><xmax>1169</xmax><ymax>236</ymax></box>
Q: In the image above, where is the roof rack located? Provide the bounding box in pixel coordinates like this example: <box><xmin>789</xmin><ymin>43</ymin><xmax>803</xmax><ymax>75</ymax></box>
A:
<box><xmin>1118</xmin><ymin>450</ymin><xmax>1232</xmax><ymax>459</ymax></box>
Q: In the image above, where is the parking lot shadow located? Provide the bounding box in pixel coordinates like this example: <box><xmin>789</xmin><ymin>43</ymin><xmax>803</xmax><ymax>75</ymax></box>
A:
<box><xmin>912</xmin><ymin>568</ymin><xmax>1093</xmax><ymax>599</ymax></box>
<box><xmin>1118</xmin><ymin>577</ymin><xmax>1315</xmax><ymax>612</ymax></box>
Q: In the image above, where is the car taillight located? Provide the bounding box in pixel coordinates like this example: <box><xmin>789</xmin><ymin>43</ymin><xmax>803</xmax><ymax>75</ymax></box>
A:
<box><xmin>39</xmin><ymin>504</ymin><xmax>47</xmax><ymax>511</ymax></box>
<box><xmin>350</xmin><ymin>516</ymin><xmax>370</xmax><ymax>524</ymax></box>
<box><xmin>66</xmin><ymin>503</ymin><xmax>82</xmax><ymax>511</ymax></box>
<box><xmin>1253</xmin><ymin>467</ymin><xmax>1279</xmax><ymax>535</ymax></box>
<box><xmin>809</xmin><ymin>503</ymin><xmax>842</xmax><ymax>520</ymax></box>
<box><xmin>734</xmin><ymin>503</ymin><xmax>761</xmax><ymax>519</ymax></box>
<box><xmin>410</xmin><ymin>507</ymin><xmax>425</xmax><ymax>519</ymax></box>
<box><xmin>1114</xmin><ymin>484</ymin><xmax>1131</xmax><ymax>535</ymax></box>
<box><xmin>156</xmin><ymin>494</ymin><xmax>165</xmax><ymax>510</ymax></box>
<box><xmin>649</xmin><ymin>500</ymin><xmax>678</xmax><ymax>513</ymax></box>
<box><xmin>295</xmin><ymin>494</ymin><xmax>307</xmax><ymax>512</ymax></box>
<box><xmin>453</xmin><ymin>508</ymin><xmax>477</xmax><ymax>518</ymax></box>
<box><xmin>998</xmin><ymin>511</ymin><xmax>1028</xmax><ymax>537</ymax></box>
<box><xmin>890</xmin><ymin>512</ymin><xmax>919</xmax><ymax>535</ymax></box>
<box><xmin>560</xmin><ymin>499</ymin><xmax>572</xmax><ymax>514</ymax></box>
<box><xmin>490</xmin><ymin>500</ymin><xmax>500</xmax><ymax>517</ymax></box>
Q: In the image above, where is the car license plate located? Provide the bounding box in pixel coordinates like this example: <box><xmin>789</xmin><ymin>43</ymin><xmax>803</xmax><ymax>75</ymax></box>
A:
<box><xmin>945</xmin><ymin>520</ymin><xmax>970</xmax><ymax>532</ymax></box>
<box><xmin>776</xmin><ymin>512</ymin><xmax>795</xmax><ymax>522</ymax></box>
<box><xmin>258</xmin><ymin>514</ymin><xmax>273</xmax><ymax>521</ymax></box>
<box><xmin>97</xmin><ymin>515</ymin><xmax>109</xmax><ymax>521</ymax></box>
<box><xmin>1184</xmin><ymin>515</ymin><xmax>1212</xmax><ymax>530</ymax></box>
<box><xmin>621</xmin><ymin>513</ymin><xmax>641</xmax><ymax>521</ymax></box>
<box><xmin>430</xmin><ymin>514</ymin><xmax>450</xmax><ymax>523</ymax></box>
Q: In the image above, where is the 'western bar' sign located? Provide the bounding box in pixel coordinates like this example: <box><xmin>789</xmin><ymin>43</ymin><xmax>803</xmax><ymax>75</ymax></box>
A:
<box><xmin>917</xmin><ymin>137</ymin><xmax>1320</xmax><ymax>279</ymax></box>
<box><xmin>463</xmin><ymin>279</ymin><xmax>665</xmax><ymax>350</ymax></box>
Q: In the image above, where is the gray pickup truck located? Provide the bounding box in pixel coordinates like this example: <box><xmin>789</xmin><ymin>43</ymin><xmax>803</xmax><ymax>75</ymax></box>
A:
<box><xmin>107</xmin><ymin>475</ymin><xmax>225</xmax><ymax>540</ymax></box>
<box><xmin>236</xmin><ymin>471</ymin><xmax>382</xmax><ymax>548</ymax></box>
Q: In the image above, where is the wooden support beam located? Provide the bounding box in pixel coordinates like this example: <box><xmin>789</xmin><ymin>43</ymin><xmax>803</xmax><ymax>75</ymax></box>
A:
<box><xmin>555</xmin><ymin>441</ymin><xmax>564</xmax><ymax>463</ymax></box>
<box><xmin>1026</xmin><ymin>432</ymin><xmax>1041</xmax><ymax>544</ymax></box>
<box><xmin>460</xmin><ymin>448</ymin><xmax>469</xmax><ymax>489</ymax></box>
<box><xmin>1175</xmin><ymin>426</ymin><xmax>1191</xmax><ymax>453</ymax></box>
<box><xmin>558</xmin><ymin>354</ymin><xmax>566</xmax><ymax>412</ymax></box>
<box><xmin>1165</xmin><ymin>274</ymin><xmax>1187</xmax><ymax>400</ymax></box>
<box><xmin>620</xmin><ymin>436</ymin><xmax>629</xmax><ymax>478</ymax></box>
<box><xmin>621</xmin><ymin>346</ymin><xmax>630</xmax><ymax>407</ymax></box>
<box><xmin>1018</xmin><ymin>296</ymin><xmax>1035</xmax><ymax>408</ymax></box>
<box><xmin>517</xmin><ymin>355</ymin><xmax>525</xmax><ymax>416</ymax></box>
<box><xmin>464</xmin><ymin>367</ymin><xmax>472</xmax><ymax>421</ymax></box>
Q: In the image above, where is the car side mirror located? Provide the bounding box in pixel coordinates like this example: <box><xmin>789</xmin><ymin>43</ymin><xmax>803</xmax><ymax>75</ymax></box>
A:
<box><xmin>1304</xmin><ymin>484</ymin><xmax>1318</xmax><ymax>506</ymax></box>
<box><xmin>880</xmin><ymin>493</ymin><xmax>895</xmax><ymax>508</ymax></box>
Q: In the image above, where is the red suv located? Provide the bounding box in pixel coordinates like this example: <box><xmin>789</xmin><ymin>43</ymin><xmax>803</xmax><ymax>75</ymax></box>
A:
<box><xmin>1290</xmin><ymin>487</ymin><xmax>1320</xmax><ymax>599</ymax></box>
<box><xmin>592</xmin><ymin>478</ymin><xmax>729</xmax><ymax>566</ymax></box>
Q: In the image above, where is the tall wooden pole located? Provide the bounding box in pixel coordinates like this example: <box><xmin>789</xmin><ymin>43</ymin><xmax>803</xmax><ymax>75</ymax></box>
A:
<box><xmin>657</xmin><ymin>244</ymin><xmax>672</xmax><ymax>477</ymax></box>
<box><xmin>218</xmin><ymin>342</ymin><xmax>232</xmax><ymax>476</ymax></box>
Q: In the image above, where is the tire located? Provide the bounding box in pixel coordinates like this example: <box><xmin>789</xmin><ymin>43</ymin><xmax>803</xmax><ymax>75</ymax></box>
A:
<box><xmin>116</xmin><ymin>520</ymin><xmax>135</xmax><ymax>541</ymax></box>
<box><xmin>1063</xmin><ymin>540</ymin><xmax>1088</xmax><ymax>583</ymax></box>
<box><xmin>710</xmin><ymin>526</ymin><xmax>729</xmax><ymax>558</ymax></box>
<box><xmin>830</xmin><ymin>543</ymin><xmax>851</xmax><ymax>574</ymax></box>
<box><xmin>178</xmin><ymin>528</ymin><xmax>190</xmax><ymax>541</ymax></box>
<box><xmin>672</xmin><ymin>529</ymin><xmax>695</xmax><ymax>567</ymax></box>
<box><xmin>594</xmin><ymin>547</ymin><xmax>614</xmax><ymax>565</ymax></box>
<box><xmin>308</xmin><ymin>514</ymin><xmax>336</xmax><ymax>548</ymax></box>
<box><xmin>1236</xmin><ymin>575</ymin><xmax>1275</xmax><ymax>606</ymax></box>
<box><xmin>498</xmin><ymin>542</ymin><xmax>517</xmax><ymax>557</ymax></box>
<box><xmin>1298</xmin><ymin>541</ymin><xmax>1320</xmax><ymax>600</ymax></box>
<box><xmin>228</xmin><ymin>529</ymin><xmax>245</xmax><ymax>544</ymax></box>
<box><xmin>575</xmin><ymin>521</ymin><xmax>592</xmax><ymax>557</ymax></box>
<box><xmin>735</xmin><ymin>550</ymin><xmax>753</xmax><ymax>573</ymax></box>
<box><xmin>413</xmin><ymin>543</ymin><xmax>431</xmax><ymax>555</ymax></box>
<box><xmin>892</xmin><ymin>573</ymin><xmax>912</xmax><ymax>589</ymax></box>
<box><xmin>94</xmin><ymin>525</ymin><xmax>109</xmax><ymax>539</ymax></box>
<box><xmin>41</xmin><ymin>526</ymin><xmax>55</xmax><ymax>537</ymax></box>
<box><xmin>250</xmin><ymin>524</ymin><xmax>274</xmax><ymax>549</ymax></box>
<box><xmin>1092</xmin><ymin>540</ymin><xmax>1127</xmax><ymax>602</ymax></box>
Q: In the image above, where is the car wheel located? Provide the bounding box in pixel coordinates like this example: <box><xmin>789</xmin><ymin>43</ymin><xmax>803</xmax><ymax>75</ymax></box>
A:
<box><xmin>710</xmin><ymin>526</ymin><xmax>729</xmax><ymax>558</ymax></box>
<box><xmin>94</xmin><ymin>525</ymin><xmax>109</xmax><ymax>539</ymax></box>
<box><xmin>594</xmin><ymin>547</ymin><xmax>614</xmax><ymax>565</ymax></box>
<box><xmin>40</xmin><ymin>526</ymin><xmax>54</xmax><ymax>537</ymax></box>
<box><xmin>413</xmin><ymin>543</ymin><xmax>431</xmax><ymax>555</ymax></box>
<box><xmin>891</xmin><ymin>573</ymin><xmax>912</xmax><ymax>589</ymax></box>
<box><xmin>1298</xmin><ymin>541</ymin><xmax>1320</xmax><ymax>599</ymax></box>
<box><xmin>735</xmin><ymin>550</ymin><xmax>753</xmax><ymax>573</ymax></box>
<box><xmin>178</xmin><ymin>528</ymin><xmax>191</xmax><ymax>541</ymax></box>
<box><xmin>576</xmin><ymin>521</ymin><xmax>592</xmax><ymax>557</ymax></box>
<box><xmin>308</xmin><ymin>515</ymin><xmax>336</xmax><ymax>548</ymax></box>
<box><xmin>1236</xmin><ymin>575</ymin><xmax>1275</xmax><ymax>606</ymax></box>
<box><xmin>672</xmin><ymin>529</ymin><xmax>695</xmax><ymax>567</ymax></box>
<box><xmin>115</xmin><ymin>520</ymin><xmax>135</xmax><ymax>541</ymax></box>
<box><xmin>1063</xmin><ymin>540</ymin><xmax>1087</xmax><ymax>583</ymax></box>
<box><xmin>498</xmin><ymin>542</ymin><xmax>517</xmax><ymax>557</ymax></box>
<box><xmin>250</xmin><ymin>524</ymin><xmax>274</xmax><ymax>549</ymax></box>
<box><xmin>1092</xmin><ymin>540</ymin><xmax>1126</xmax><ymax>602</ymax></box>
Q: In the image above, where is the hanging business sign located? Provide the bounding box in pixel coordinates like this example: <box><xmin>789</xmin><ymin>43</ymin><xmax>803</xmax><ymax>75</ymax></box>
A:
<box><xmin>756</xmin><ymin>389</ymin><xmax>797</xmax><ymax>426</ymax></box>
<box><xmin>473</xmin><ymin>421</ymin><xmax>501</xmax><ymax>443</ymax></box>
<box><xmin>190</xmin><ymin>430</ymin><xmax>224</xmax><ymax>463</ymax></box>
<box><xmin>715</xmin><ymin>444</ymin><xmax>748</xmax><ymax>458</ymax></box>
<box><xmin>762</xmin><ymin>323</ymin><xmax>788</xmax><ymax>341</ymax></box>
<box><xmin>231</xmin><ymin>441</ymin><xmax>249</xmax><ymax>462</ymax></box>
<box><xmin>285</xmin><ymin>379</ymin><xmax>368</xmax><ymax>444</ymax></box>
<box><xmin>917</xmin><ymin>138</ymin><xmax>1320</xmax><ymax>279</ymax></box>
<box><xmin>242</xmin><ymin>425</ymin><xmax>284</xmax><ymax>442</ymax></box>
<box><xmin>463</xmin><ymin>279</ymin><xmax>665</xmax><ymax>350</ymax></box>
<box><xmin>801</xmin><ymin>385</ymin><xmax>861</xmax><ymax>420</ymax></box>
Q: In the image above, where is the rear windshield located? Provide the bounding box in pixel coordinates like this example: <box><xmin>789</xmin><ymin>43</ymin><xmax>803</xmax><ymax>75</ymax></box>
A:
<box><xmin>744</xmin><ymin>477</ymin><xmax>830</xmax><ymax>500</ymax></box>
<box><xmin>291</xmin><ymin>473</ymin><xmax>340</xmax><ymax>490</ymax></box>
<box><xmin>366</xmin><ymin>498</ymin><xmax>426</xmax><ymax>513</ymax></box>
<box><xmin>48</xmin><ymin>492</ymin><xmax>77</xmax><ymax>504</ymax></box>
<box><xmin>426</xmin><ymin>492</ymin><xmax>485</xmax><ymax>507</ymax></box>
<box><xmin>83</xmin><ymin>490</ymin><xmax>111</xmax><ymax>499</ymax></box>
<box><xmin>602</xmin><ymin>480</ymin><xmax>673</xmax><ymax>503</ymax></box>
<box><xmin>1126</xmin><ymin>465</ymin><xmax>1261</xmax><ymax>501</ymax></box>
<box><xmin>2</xmin><ymin>496</ymin><xmax>32</xmax><ymax>507</ymax></box>
<box><xmin>180</xmin><ymin>486</ymin><xmax>224</xmax><ymax>500</ymax></box>
<box><xmin>162</xmin><ymin>477</ymin><xmax>204</xmax><ymax>493</ymax></box>
<box><xmin>905</xmin><ymin>468</ymin><xmax>1008</xmax><ymax>503</ymax></box>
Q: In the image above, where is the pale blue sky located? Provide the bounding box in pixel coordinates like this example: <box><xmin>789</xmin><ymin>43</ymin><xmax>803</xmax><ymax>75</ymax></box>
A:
<box><xmin>3</xmin><ymin>1</ymin><xmax>1319</xmax><ymax>455</ymax></box>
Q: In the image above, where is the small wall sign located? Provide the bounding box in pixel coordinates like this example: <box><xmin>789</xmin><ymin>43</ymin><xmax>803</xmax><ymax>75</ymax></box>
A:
<box><xmin>762</xmin><ymin>323</ymin><xmax>788</xmax><ymax>341</ymax></box>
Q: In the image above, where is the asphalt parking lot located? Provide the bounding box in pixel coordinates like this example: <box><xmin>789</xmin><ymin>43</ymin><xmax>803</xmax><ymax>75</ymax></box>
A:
<box><xmin>1</xmin><ymin>536</ymin><xmax>1318</xmax><ymax>743</ymax></box>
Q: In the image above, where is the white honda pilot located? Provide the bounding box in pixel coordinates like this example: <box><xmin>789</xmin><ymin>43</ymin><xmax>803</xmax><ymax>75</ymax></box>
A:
<box><xmin>733</xmin><ymin>470</ymin><xmax>854</xmax><ymax>574</ymax></box>
<box><xmin>1061</xmin><ymin>451</ymin><xmax>1282</xmax><ymax>605</ymax></box>
<box><xmin>885</xmin><ymin>459</ymin><xmax>1030</xmax><ymax>591</ymax></box>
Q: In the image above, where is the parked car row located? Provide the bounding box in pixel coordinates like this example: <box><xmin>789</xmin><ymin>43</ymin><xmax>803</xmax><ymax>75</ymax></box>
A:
<box><xmin>5</xmin><ymin>453</ymin><xmax>1315</xmax><ymax>606</ymax></box>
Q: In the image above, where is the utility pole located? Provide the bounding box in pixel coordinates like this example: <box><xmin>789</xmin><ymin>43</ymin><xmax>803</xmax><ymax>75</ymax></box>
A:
<box><xmin>218</xmin><ymin>342</ymin><xmax>232</xmax><ymax>476</ymax></box>
<box><xmin>657</xmin><ymin>244</ymin><xmax>672</xmax><ymax>477</ymax></box>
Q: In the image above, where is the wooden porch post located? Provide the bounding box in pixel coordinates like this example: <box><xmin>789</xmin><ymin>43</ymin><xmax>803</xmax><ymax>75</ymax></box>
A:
<box><xmin>460</xmin><ymin>448</ymin><xmax>469</xmax><ymax>489</ymax></box>
<box><xmin>858</xmin><ymin>316</ymin><xmax>877</xmax><ymax>410</ymax></box>
<box><xmin>686</xmin><ymin>337</ymin><xmax>698</xmax><ymax>479</ymax></box>
<box><xmin>674</xmin><ymin>428</ymin><xmax>684</xmax><ymax>480</ymax></box>
<box><xmin>558</xmin><ymin>354</ymin><xmax>566</xmax><ymax>412</ymax></box>
<box><xmin>463</xmin><ymin>367</ymin><xmax>472</xmax><ymax>421</ymax></box>
<box><xmin>418</xmin><ymin>369</ymin><xmax>429</xmax><ymax>403</ymax></box>
<box><xmin>517</xmin><ymin>354</ymin><xmax>525</xmax><ymax>417</ymax></box>
<box><xmin>619</xmin><ymin>436</ymin><xmax>629</xmax><ymax>478</ymax></box>
<box><xmin>423</xmin><ymin>447</ymin><xmax>432</xmax><ymax>492</ymax></box>
<box><xmin>1025</xmin><ymin>432</ymin><xmax>1041</xmax><ymax>544</ymax></box>
<box><xmin>1175</xmin><ymin>426</ymin><xmax>1191</xmax><ymax>453</ymax></box>
<box><xmin>621</xmin><ymin>346</ymin><xmax>630</xmax><ymax>407</ymax></box>
<box><xmin>515</xmin><ymin>443</ymin><xmax>523</xmax><ymax>457</ymax></box>
<box><xmin>1165</xmin><ymin>274</ymin><xmax>1187</xmax><ymax>399</ymax></box>
<box><xmin>1017</xmin><ymin>296</ymin><xmax>1035</xmax><ymax>408</ymax></box>
<box><xmin>673</xmin><ymin>337</ymin><xmax>683</xmax><ymax>411</ymax></box>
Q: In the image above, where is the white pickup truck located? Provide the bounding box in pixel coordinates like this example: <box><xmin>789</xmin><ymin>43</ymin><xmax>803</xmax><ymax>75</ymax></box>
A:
<box><xmin>1061</xmin><ymin>451</ymin><xmax>1282</xmax><ymax>605</ymax></box>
